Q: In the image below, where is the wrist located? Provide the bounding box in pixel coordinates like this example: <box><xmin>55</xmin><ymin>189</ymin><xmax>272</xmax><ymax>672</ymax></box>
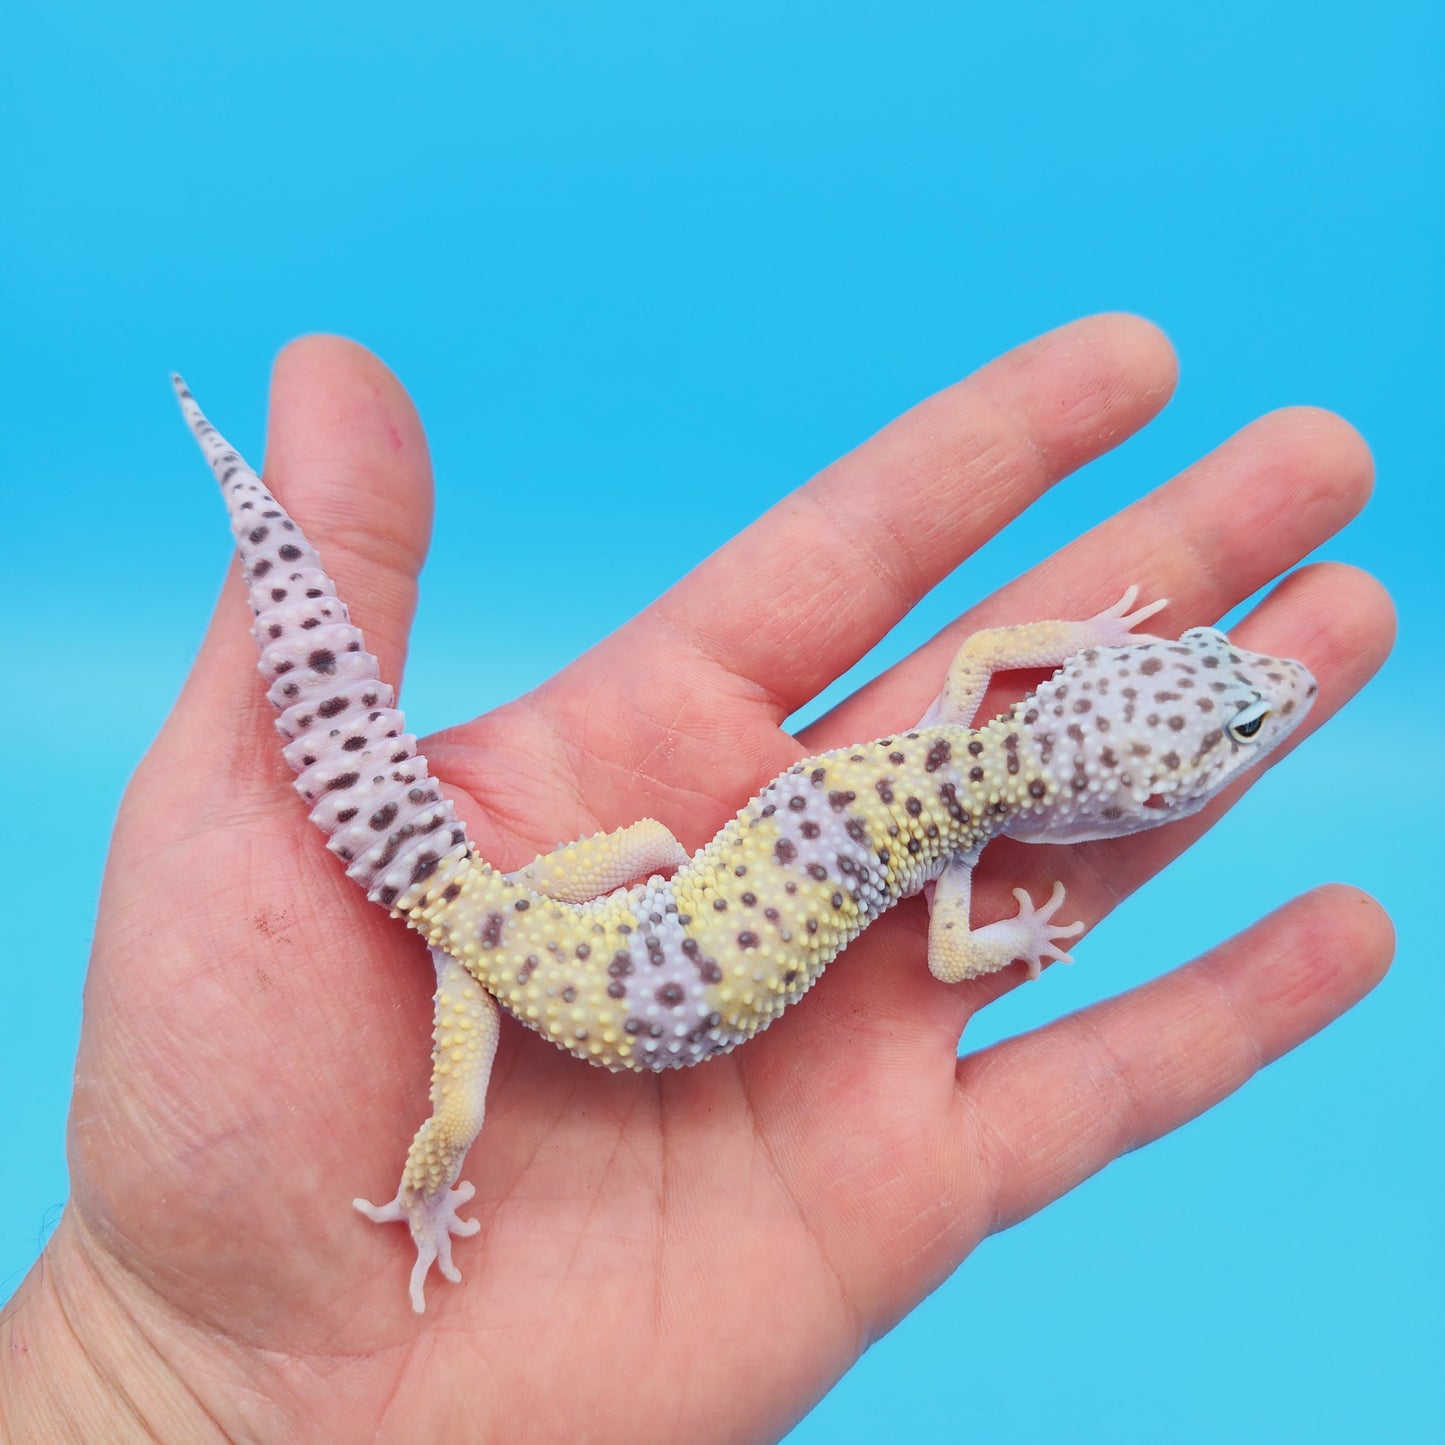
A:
<box><xmin>0</xmin><ymin>1218</ymin><xmax>224</xmax><ymax>1444</ymax></box>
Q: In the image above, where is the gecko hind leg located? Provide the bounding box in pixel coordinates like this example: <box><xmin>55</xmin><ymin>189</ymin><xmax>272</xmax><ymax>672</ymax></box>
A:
<box><xmin>354</xmin><ymin>947</ymin><xmax>500</xmax><ymax>1313</ymax></box>
<box><xmin>507</xmin><ymin>817</ymin><xmax>690</xmax><ymax>903</ymax></box>
<box><xmin>926</xmin><ymin>854</ymin><xmax>1085</xmax><ymax>984</ymax></box>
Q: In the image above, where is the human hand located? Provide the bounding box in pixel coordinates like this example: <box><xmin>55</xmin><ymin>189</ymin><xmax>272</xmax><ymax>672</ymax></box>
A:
<box><xmin>1</xmin><ymin>317</ymin><xmax>1393</xmax><ymax>1443</ymax></box>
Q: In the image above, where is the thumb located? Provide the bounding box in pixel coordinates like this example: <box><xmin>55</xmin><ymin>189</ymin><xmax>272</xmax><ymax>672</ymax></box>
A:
<box><xmin>149</xmin><ymin>336</ymin><xmax>437</xmax><ymax>812</ymax></box>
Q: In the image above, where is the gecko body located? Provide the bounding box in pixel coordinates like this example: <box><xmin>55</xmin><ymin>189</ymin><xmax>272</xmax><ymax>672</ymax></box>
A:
<box><xmin>175</xmin><ymin>379</ymin><xmax>1317</xmax><ymax>1310</ymax></box>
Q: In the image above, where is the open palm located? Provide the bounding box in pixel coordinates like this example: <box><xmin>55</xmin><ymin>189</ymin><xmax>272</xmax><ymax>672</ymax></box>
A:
<box><xmin>6</xmin><ymin>317</ymin><xmax>1393</xmax><ymax>1443</ymax></box>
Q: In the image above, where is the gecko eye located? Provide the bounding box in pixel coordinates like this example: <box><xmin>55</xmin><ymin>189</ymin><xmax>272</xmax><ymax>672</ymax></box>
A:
<box><xmin>1226</xmin><ymin>700</ymin><xmax>1271</xmax><ymax>743</ymax></box>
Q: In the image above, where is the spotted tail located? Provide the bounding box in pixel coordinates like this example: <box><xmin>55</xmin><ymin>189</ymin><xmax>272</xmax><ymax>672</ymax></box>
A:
<box><xmin>174</xmin><ymin>376</ymin><xmax>471</xmax><ymax>911</ymax></box>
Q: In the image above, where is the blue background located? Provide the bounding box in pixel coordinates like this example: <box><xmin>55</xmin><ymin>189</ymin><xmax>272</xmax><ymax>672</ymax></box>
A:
<box><xmin>2</xmin><ymin>2</ymin><xmax>1440</xmax><ymax>1439</ymax></box>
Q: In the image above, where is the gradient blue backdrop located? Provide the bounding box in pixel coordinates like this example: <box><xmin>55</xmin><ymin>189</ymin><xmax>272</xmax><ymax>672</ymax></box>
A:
<box><xmin>2</xmin><ymin>3</ymin><xmax>1440</xmax><ymax>1439</ymax></box>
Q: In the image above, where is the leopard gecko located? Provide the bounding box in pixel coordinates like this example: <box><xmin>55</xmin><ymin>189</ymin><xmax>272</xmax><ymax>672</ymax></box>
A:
<box><xmin>174</xmin><ymin>377</ymin><xmax>1317</xmax><ymax>1312</ymax></box>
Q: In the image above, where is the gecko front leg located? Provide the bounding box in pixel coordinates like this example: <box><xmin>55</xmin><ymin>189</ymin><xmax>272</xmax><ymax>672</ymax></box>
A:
<box><xmin>926</xmin><ymin>855</ymin><xmax>1084</xmax><ymax>983</ymax></box>
<box><xmin>924</xmin><ymin>585</ymin><xmax>1169</xmax><ymax>727</ymax></box>
<box><xmin>354</xmin><ymin>947</ymin><xmax>500</xmax><ymax>1313</ymax></box>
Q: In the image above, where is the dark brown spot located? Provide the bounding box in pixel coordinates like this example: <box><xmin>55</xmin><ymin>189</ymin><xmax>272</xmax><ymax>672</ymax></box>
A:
<box><xmin>326</xmin><ymin>771</ymin><xmax>359</xmax><ymax>791</ymax></box>
<box><xmin>1028</xmin><ymin>779</ymin><xmax>1047</xmax><ymax>799</ymax></box>
<box><xmin>308</xmin><ymin>648</ymin><xmax>336</xmax><ymax>674</ymax></box>
<box><xmin>889</xmin><ymin>750</ymin><xmax>905</xmax><ymax>764</ymax></box>
<box><xmin>1139</xmin><ymin>656</ymin><xmax>1163</xmax><ymax>675</ymax></box>
<box><xmin>801</xmin><ymin>821</ymin><xmax>820</xmax><ymax>838</ymax></box>
<box><xmin>774</xmin><ymin>838</ymin><xmax>797</xmax><ymax>864</ymax></box>
<box><xmin>737</xmin><ymin>931</ymin><xmax>759</xmax><ymax>949</ymax></box>
<box><xmin>657</xmin><ymin>983</ymin><xmax>685</xmax><ymax>1008</ymax></box>
<box><xmin>278</xmin><ymin>543</ymin><xmax>303</xmax><ymax>561</ymax></box>
<box><xmin>925</xmin><ymin>739</ymin><xmax>951</xmax><ymax>772</ymax></box>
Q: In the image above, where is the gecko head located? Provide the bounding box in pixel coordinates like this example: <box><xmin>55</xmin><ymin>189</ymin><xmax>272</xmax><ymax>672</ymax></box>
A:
<box><xmin>1002</xmin><ymin>625</ymin><xmax>1318</xmax><ymax>844</ymax></box>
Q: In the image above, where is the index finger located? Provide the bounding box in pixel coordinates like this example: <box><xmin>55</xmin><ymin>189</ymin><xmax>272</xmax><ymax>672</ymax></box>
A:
<box><xmin>628</xmin><ymin>314</ymin><xmax>1179</xmax><ymax>716</ymax></box>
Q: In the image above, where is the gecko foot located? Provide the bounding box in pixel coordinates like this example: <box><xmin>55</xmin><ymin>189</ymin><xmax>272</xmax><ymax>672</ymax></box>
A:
<box><xmin>1088</xmin><ymin>584</ymin><xmax>1169</xmax><ymax>643</ymax></box>
<box><xmin>1005</xmin><ymin>880</ymin><xmax>1086</xmax><ymax>980</ymax></box>
<box><xmin>354</xmin><ymin>1179</ymin><xmax>481</xmax><ymax>1313</ymax></box>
